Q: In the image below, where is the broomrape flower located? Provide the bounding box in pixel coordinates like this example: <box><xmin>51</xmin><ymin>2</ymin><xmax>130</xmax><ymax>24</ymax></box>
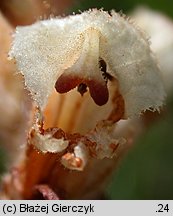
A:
<box><xmin>9</xmin><ymin>9</ymin><xmax>165</xmax><ymax>116</ymax></box>
<box><xmin>2</xmin><ymin>9</ymin><xmax>165</xmax><ymax>199</ymax></box>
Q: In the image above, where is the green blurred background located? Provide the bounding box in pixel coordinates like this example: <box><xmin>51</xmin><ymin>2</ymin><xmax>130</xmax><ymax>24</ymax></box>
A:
<box><xmin>72</xmin><ymin>0</ymin><xmax>173</xmax><ymax>19</ymax></box>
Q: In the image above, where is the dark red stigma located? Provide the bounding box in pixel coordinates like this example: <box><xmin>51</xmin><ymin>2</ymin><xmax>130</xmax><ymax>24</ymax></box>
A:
<box><xmin>55</xmin><ymin>73</ymin><xmax>109</xmax><ymax>106</ymax></box>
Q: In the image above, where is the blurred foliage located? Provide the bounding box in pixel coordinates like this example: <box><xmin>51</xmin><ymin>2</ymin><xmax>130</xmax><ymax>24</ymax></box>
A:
<box><xmin>73</xmin><ymin>0</ymin><xmax>173</xmax><ymax>18</ymax></box>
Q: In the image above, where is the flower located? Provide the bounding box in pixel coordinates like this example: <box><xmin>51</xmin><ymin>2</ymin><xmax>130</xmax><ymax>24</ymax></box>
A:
<box><xmin>9</xmin><ymin>9</ymin><xmax>165</xmax><ymax>118</ymax></box>
<box><xmin>2</xmin><ymin>9</ymin><xmax>166</xmax><ymax>199</ymax></box>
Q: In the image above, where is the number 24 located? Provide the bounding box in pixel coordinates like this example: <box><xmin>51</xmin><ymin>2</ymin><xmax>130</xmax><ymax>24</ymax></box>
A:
<box><xmin>157</xmin><ymin>204</ymin><xmax>169</xmax><ymax>212</ymax></box>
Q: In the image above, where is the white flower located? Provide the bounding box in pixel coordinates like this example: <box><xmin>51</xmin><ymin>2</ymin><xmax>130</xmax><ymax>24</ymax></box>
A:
<box><xmin>132</xmin><ymin>7</ymin><xmax>173</xmax><ymax>93</ymax></box>
<box><xmin>9</xmin><ymin>9</ymin><xmax>165</xmax><ymax>118</ymax></box>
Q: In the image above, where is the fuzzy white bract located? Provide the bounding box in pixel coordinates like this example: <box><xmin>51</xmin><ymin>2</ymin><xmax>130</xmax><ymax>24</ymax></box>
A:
<box><xmin>9</xmin><ymin>9</ymin><xmax>165</xmax><ymax>118</ymax></box>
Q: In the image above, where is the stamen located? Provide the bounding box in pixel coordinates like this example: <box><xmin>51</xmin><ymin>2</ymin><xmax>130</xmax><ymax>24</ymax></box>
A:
<box><xmin>99</xmin><ymin>58</ymin><xmax>113</xmax><ymax>82</ymax></box>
